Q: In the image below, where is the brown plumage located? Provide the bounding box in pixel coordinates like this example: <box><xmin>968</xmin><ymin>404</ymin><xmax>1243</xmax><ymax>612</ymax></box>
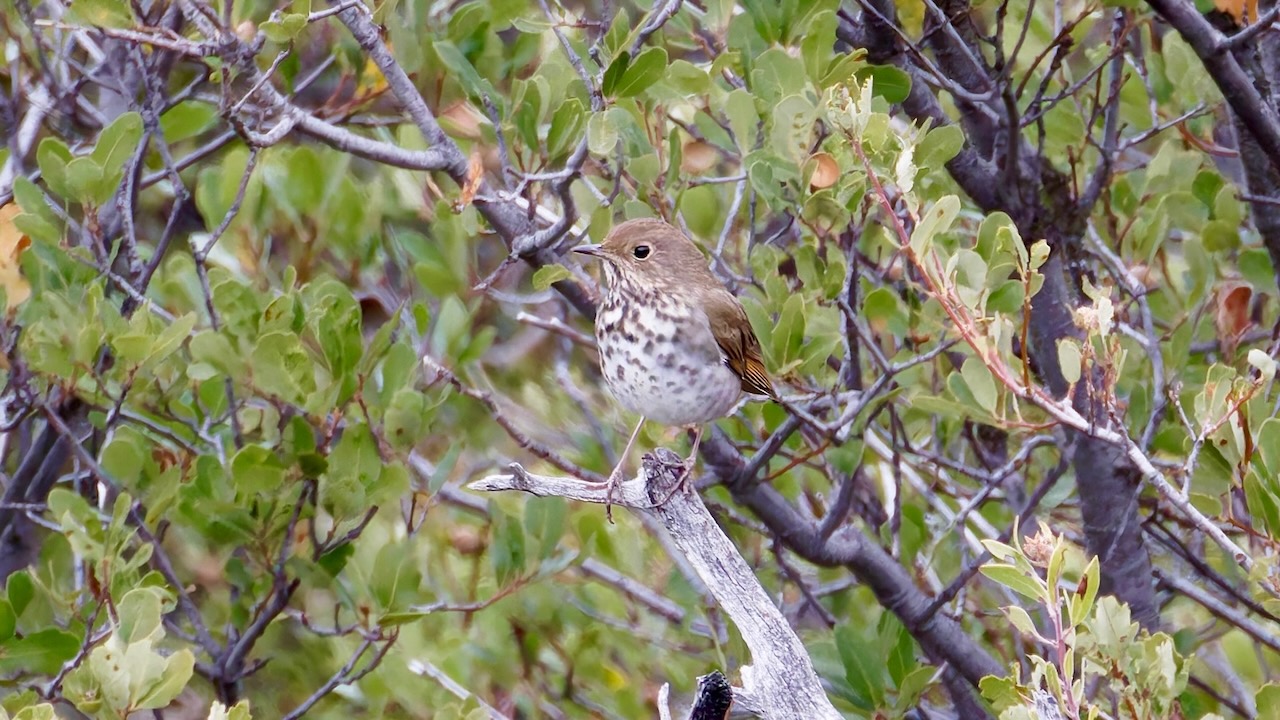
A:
<box><xmin>579</xmin><ymin>218</ymin><xmax>775</xmax><ymax>402</ymax></box>
<box><xmin>574</xmin><ymin>218</ymin><xmax>776</xmax><ymax>520</ymax></box>
<box><xmin>704</xmin><ymin>288</ymin><xmax>776</xmax><ymax>400</ymax></box>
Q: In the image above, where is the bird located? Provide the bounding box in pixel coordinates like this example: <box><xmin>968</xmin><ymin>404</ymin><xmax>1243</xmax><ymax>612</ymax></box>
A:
<box><xmin>573</xmin><ymin>218</ymin><xmax>776</xmax><ymax>520</ymax></box>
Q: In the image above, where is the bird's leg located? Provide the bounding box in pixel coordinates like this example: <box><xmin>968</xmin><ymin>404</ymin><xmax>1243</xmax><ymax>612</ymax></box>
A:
<box><xmin>682</xmin><ymin>424</ymin><xmax>703</xmax><ymax>493</ymax></box>
<box><xmin>654</xmin><ymin>424</ymin><xmax>704</xmax><ymax>508</ymax></box>
<box><xmin>605</xmin><ymin>416</ymin><xmax>646</xmax><ymax>523</ymax></box>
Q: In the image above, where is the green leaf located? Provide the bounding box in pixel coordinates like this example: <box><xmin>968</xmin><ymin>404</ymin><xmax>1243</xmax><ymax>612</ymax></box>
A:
<box><xmin>1257</xmin><ymin>418</ymin><xmax>1280</xmax><ymax>476</ymax></box>
<box><xmin>12</xmin><ymin>177</ymin><xmax>59</xmax><ymax>235</ymax></box>
<box><xmin>663</xmin><ymin>59</ymin><xmax>710</xmax><ymax>95</ymax></box>
<box><xmin>1069</xmin><ymin>556</ymin><xmax>1101</xmax><ymax>627</ymax></box>
<box><xmin>378</xmin><ymin>609</ymin><xmax>433</xmax><ymax>627</ymax></box>
<box><xmin>1241</xmin><ymin>247</ymin><xmax>1277</xmax><ymax>289</ymax></box>
<box><xmin>249</xmin><ymin>331</ymin><xmax>316</xmax><ymax>405</ymax></box>
<box><xmin>1003</xmin><ymin>604</ymin><xmax>1038</xmax><ymax>638</ymax></box>
<box><xmin>979</xmin><ymin>675</ymin><xmax>1023</xmax><ymax>711</ymax></box>
<box><xmin>317</xmin><ymin>541</ymin><xmax>355</xmax><ymax>576</ymax></box>
<box><xmin>587</xmin><ymin>110</ymin><xmax>620</xmax><ymax>155</ymax></box>
<box><xmin>857</xmin><ymin>65</ymin><xmax>912</xmax><ymax>103</ymax></box>
<box><xmin>189</xmin><ymin>331</ymin><xmax>238</xmax><ymax>378</ymax></box>
<box><xmin>90</xmin><ymin>112</ymin><xmax>143</xmax><ymax>185</ymax></box>
<box><xmin>532</xmin><ymin>263</ymin><xmax>573</xmax><ymax>291</ymax></box>
<box><xmin>800</xmin><ymin>11</ymin><xmax>837</xmax><ymax>83</ymax></box>
<box><xmin>0</xmin><ymin>600</ymin><xmax>15</xmax><ymax>642</ymax></box>
<box><xmin>1257</xmin><ymin>685</ymin><xmax>1280</xmax><ymax>720</ymax></box>
<box><xmin>546</xmin><ymin>99</ymin><xmax>586</xmax><ymax>159</ymax></box>
<box><xmin>428</xmin><ymin>444</ymin><xmax>462</xmax><ymax>494</ymax></box>
<box><xmin>883</xmin><ymin>618</ymin><xmax>916</xmax><ymax>688</ymax></box>
<box><xmin>326</xmin><ymin>422</ymin><xmax>384</xmax><ymax>503</ymax></box>
<box><xmin>834</xmin><ymin>624</ymin><xmax>884</xmax><ymax>709</ymax></box>
<box><xmin>368</xmin><ymin>458</ymin><xmax>407</xmax><ymax>504</ymax></box>
<box><xmin>862</xmin><ymin>287</ymin><xmax>909</xmax><ymax>337</ymax></box>
<box><xmin>160</xmin><ymin>102</ymin><xmax>219</xmax><ymax>143</ymax></box>
<box><xmin>980</xmin><ymin>539</ymin><xmax>1019</xmax><ymax>563</ymax></box>
<box><xmin>1057</xmin><ymin>338</ymin><xmax>1082</xmax><ymax>385</ymax></box>
<box><xmin>6</xmin><ymin>571</ymin><xmax>34</xmax><ymax>618</ymax></box>
<box><xmin>434</xmin><ymin>40</ymin><xmax>490</xmax><ymax>98</ymax></box>
<box><xmin>613</xmin><ymin>47</ymin><xmax>667</xmax><ymax>97</ymax></box>
<box><xmin>384</xmin><ymin>389</ymin><xmax>428</xmax><ymax>451</ymax></box>
<box><xmin>1244</xmin><ymin>471</ymin><xmax>1280</xmax><ymax>537</ymax></box>
<box><xmin>949</xmin><ymin>249</ymin><xmax>988</xmax><ymax>307</ymax></box>
<box><xmin>65</xmin><ymin>156</ymin><xmax>105</xmax><ymax>205</ymax></box>
<box><xmin>750</xmin><ymin>48</ymin><xmax>807</xmax><ymax>105</ymax></box>
<box><xmin>490</xmin><ymin>507</ymin><xmax>527</xmax><ymax>586</ymax></box>
<box><xmin>101</xmin><ymin>431</ymin><xmax>145</xmax><ymax>489</ymax></box>
<box><xmin>64</xmin><ymin>0</ymin><xmax>134</xmax><ymax>27</ymax></box>
<box><xmin>117</xmin><ymin>587</ymin><xmax>164</xmax><ymax>644</ymax></box>
<box><xmin>231</xmin><ymin>445</ymin><xmax>288</xmax><ymax>495</ymax></box>
<box><xmin>894</xmin><ymin>666</ymin><xmax>935</xmax><ymax>710</ymax></box>
<box><xmin>524</xmin><ymin>496</ymin><xmax>567</xmax><ymax>561</ymax></box>
<box><xmin>0</xmin><ymin>629</ymin><xmax>79</xmax><ymax>674</ymax></box>
<box><xmin>1202</xmin><ymin>220</ymin><xmax>1240</xmax><ymax>252</ymax></box>
<box><xmin>510</xmin><ymin>15</ymin><xmax>551</xmax><ymax>33</ymax></box>
<box><xmin>980</xmin><ymin>563</ymin><xmax>1046</xmax><ymax>601</ymax></box>
<box><xmin>261</xmin><ymin>13</ymin><xmax>307</xmax><ymax>42</ymax></box>
<box><xmin>725</xmin><ymin>88</ymin><xmax>759</xmax><ymax>151</ymax></box>
<box><xmin>36</xmin><ymin>138</ymin><xmax>73</xmax><ymax>199</ymax></box>
<box><xmin>917</xmin><ymin>125</ymin><xmax>964</xmax><ymax>170</ymax></box>
<box><xmin>601</xmin><ymin>51</ymin><xmax>630</xmax><ymax>97</ymax></box>
<box><xmin>135</xmin><ymin>649</ymin><xmax>195</xmax><ymax>709</ymax></box>
<box><xmin>961</xmin><ymin>357</ymin><xmax>997</xmax><ymax>413</ymax></box>
<box><xmin>986</xmin><ymin>280</ymin><xmax>1025</xmax><ymax>315</ymax></box>
<box><xmin>149</xmin><ymin>312</ymin><xmax>198</xmax><ymax>365</ymax></box>
<box><xmin>909</xmin><ymin>195</ymin><xmax>960</xmax><ymax>256</ymax></box>
<box><xmin>13</xmin><ymin>704</ymin><xmax>58</xmax><ymax>720</ymax></box>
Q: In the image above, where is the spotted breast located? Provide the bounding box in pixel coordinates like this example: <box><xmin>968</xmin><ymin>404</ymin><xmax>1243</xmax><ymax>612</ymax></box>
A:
<box><xmin>595</xmin><ymin>282</ymin><xmax>745</xmax><ymax>427</ymax></box>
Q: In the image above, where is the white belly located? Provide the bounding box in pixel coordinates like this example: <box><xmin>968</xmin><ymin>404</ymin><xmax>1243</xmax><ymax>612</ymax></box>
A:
<box><xmin>596</xmin><ymin>303</ymin><xmax>743</xmax><ymax>426</ymax></box>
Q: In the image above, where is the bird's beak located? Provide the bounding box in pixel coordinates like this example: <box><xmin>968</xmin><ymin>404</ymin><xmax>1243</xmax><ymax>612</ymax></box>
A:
<box><xmin>572</xmin><ymin>244</ymin><xmax>604</xmax><ymax>258</ymax></box>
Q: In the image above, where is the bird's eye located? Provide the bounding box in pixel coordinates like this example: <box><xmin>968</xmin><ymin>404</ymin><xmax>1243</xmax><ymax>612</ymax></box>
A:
<box><xmin>633</xmin><ymin>245</ymin><xmax>651</xmax><ymax>259</ymax></box>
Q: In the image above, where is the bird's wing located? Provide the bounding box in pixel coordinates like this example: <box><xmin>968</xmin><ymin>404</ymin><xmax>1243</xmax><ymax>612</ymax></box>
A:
<box><xmin>703</xmin><ymin>288</ymin><xmax>776</xmax><ymax>399</ymax></box>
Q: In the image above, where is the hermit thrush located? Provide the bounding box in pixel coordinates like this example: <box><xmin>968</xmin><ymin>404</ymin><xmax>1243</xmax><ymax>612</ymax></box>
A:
<box><xmin>573</xmin><ymin>218</ymin><xmax>776</xmax><ymax>520</ymax></box>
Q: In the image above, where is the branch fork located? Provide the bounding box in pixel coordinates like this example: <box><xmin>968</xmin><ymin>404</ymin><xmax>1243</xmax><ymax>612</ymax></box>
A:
<box><xmin>470</xmin><ymin>449</ymin><xmax>841</xmax><ymax>720</ymax></box>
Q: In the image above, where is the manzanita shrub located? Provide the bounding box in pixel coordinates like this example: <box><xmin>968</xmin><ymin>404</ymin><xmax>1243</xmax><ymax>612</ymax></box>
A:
<box><xmin>3</xmin><ymin>0</ymin><xmax>1280</xmax><ymax>718</ymax></box>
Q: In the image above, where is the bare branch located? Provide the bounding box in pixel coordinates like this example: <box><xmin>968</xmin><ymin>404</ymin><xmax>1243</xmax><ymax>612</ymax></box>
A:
<box><xmin>472</xmin><ymin>450</ymin><xmax>842</xmax><ymax>720</ymax></box>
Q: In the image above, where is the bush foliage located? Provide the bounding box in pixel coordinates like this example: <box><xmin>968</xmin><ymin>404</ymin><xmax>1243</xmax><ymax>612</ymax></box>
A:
<box><xmin>3</xmin><ymin>0</ymin><xmax>1280</xmax><ymax>718</ymax></box>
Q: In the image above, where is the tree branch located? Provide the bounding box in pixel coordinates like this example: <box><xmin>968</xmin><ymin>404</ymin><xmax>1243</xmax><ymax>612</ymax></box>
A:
<box><xmin>471</xmin><ymin>450</ymin><xmax>842</xmax><ymax>720</ymax></box>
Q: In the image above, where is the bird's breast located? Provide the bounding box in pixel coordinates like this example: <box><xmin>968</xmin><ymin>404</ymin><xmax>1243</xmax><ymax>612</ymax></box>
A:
<box><xmin>594</xmin><ymin>290</ymin><xmax>742</xmax><ymax>425</ymax></box>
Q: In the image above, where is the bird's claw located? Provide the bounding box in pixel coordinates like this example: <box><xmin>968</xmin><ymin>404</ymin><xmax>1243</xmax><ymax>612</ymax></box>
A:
<box><xmin>604</xmin><ymin>468</ymin><xmax>624</xmax><ymax>524</ymax></box>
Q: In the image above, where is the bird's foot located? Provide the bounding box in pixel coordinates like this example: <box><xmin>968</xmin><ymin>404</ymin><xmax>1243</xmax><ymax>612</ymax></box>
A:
<box><xmin>604</xmin><ymin>469</ymin><xmax>623</xmax><ymax>524</ymax></box>
<box><xmin>652</xmin><ymin>452</ymin><xmax>696</xmax><ymax>508</ymax></box>
<box><xmin>603</xmin><ymin>459</ymin><xmax>633</xmax><ymax>524</ymax></box>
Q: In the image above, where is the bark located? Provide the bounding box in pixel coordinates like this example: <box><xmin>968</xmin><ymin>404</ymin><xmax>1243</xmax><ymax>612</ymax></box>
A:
<box><xmin>1203</xmin><ymin>6</ymin><xmax>1280</xmax><ymax>290</ymax></box>
<box><xmin>842</xmin><ymin>3</ymin><xmax>1161</xmax><ymax>628</ymax></box>
<box><xmin>470</xmin><ymin>452</ymin><xmax>843</xmax><ymax>720</ymax></box>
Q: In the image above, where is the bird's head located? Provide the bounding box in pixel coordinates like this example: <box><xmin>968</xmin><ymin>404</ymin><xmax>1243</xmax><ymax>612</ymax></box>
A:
<box><xmin>573</xmin><ymin>218</ymin><xmax>709</xmax><ymax>291</ymax></box>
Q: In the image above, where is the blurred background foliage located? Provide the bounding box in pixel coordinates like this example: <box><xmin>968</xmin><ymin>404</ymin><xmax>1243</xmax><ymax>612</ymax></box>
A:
<box><xmin>2</xmin><ymin>0</ymin><xmax>1280</xmax><ymax>718</ymax></box>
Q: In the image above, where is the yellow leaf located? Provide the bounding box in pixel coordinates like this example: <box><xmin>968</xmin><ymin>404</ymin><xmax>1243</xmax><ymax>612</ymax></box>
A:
<box><xmin>1216</xmin><ymin>0</ymin><xmax>1260</xmax><ymax>24</ymax></box>
<box><xmin>360</xmin><ymin>54</ymin><xmax>388</xmax><ymax>94</ymax></box>
<box><xmin>0</xmin><ymin>203</ymin><xmax>33</xmax><ymax>311</ymax></box>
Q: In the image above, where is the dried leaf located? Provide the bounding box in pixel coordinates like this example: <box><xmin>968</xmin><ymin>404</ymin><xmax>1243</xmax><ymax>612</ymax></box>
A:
<box><xmin>1215</xmin><ymin>0</ymin><xmax>1260</xmax><ymax>25</ymax></box>
<box><xmin>680</xmin><ymin>140</ymin><xmax>717</xmax><ymax>175</ymax></box>
<box><xmin>440</xmin><ymin>101</ymin><xmax>484</xmax><ymax>141</ymax></box>
<box><xmin>806</xmin><ymin>151</ymin><xmax>840</xmax><ymax>190</ymax></box>
<box><xmin>0</xmin><ymin>203</ymin><xmax>33</xmax><ymax>311</ymax></box>
<box><xmin>453</xmin><ymin>152</ymin><xmax>484</xmax><ymax>213</ymax></box>
<box><xmin>1214</xmin><ymin>280</ymin><xmax>1253</xmax><ymax>358</ymax></box>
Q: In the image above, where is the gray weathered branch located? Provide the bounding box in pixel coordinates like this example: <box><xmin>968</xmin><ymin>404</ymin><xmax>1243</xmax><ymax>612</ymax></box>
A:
<box><xmin>470</xmin><ymin>450</ymin><xmax>841</xmax><ymax>720</ymax></box>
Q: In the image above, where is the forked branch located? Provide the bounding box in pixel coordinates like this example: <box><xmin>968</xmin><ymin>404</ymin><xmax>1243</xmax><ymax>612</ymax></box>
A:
<box><xmin>470</xmin><ymin>450</ymin><xmax>840</xmax><ymax>720</ymax></box>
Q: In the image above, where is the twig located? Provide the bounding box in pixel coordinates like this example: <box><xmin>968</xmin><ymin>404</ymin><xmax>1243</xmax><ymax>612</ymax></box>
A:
<box><xmin>407</xmin><ymin>659</ymin><xmax>513</xmax><ymax>720</ymax></box>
